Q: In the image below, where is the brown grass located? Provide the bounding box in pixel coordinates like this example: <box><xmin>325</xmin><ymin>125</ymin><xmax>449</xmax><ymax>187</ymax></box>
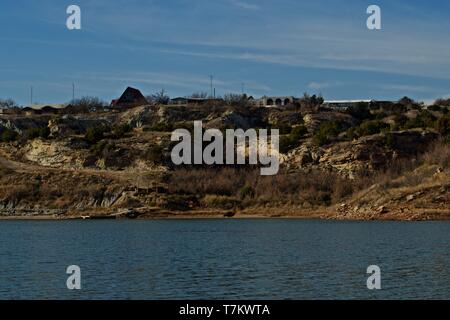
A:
<box><xmin>167</xmin><ymin>167</ymin><xmax>355</xmax><ymax>207</ymax></box>
<box><xmin>166</xmin><ymin>141</ymin><xmax>450</xmax><ymax>209</ymax></box>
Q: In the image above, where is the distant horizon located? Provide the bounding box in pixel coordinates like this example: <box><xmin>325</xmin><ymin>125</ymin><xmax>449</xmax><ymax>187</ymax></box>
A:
<box><xmin>2</xmin><ymin>86</ymin><xmax>444</xmax><ymax>108</ymax></box>
<box><xmin>1</xmin><ymin>0</ymin><xmax>450</xmax><ymax>105</ymax></box>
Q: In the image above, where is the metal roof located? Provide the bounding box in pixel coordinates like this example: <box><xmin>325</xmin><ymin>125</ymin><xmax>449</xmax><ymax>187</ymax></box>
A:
<box><xmin>28</xmin><ymin>104</ymin><xmax>68</xmax><ymax>110</ymax></box>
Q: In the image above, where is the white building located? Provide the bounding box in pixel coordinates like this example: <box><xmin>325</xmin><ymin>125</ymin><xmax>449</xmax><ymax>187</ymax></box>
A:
<box><xmin>254</xmin><ymin>96</ymin><xmax>296</xmax><ymax>107</ymax></box>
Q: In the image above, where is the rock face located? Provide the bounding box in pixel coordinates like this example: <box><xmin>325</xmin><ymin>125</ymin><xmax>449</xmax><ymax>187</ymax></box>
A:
<box><xmin>23</xmin><ymin>139</ymin><xmax>87</xmax><ymax>169</ymax></box>
<box><xmin>285</xmin><ymin>129</ymin><xmax>439</xmax><ymax>177</ymax></box>
<box><xmin>0</xmin><ymin>103</ymin><xmax>448</xmax><ymax>220</ymax></box>
<box><xmin>0</xmin><ymin>168</ymin><xmax>136</xmax><ymax>217</ymax></box>
<box><xmin>267</xmin><ymin>109</ymin><xmax>304</xmax><ymax>127</ymax></box>
<box><xmin>303</xmin><ymin>112</ymin><xmax>356</xmax><ymax>133</ymax></box>
<box><xmin>48</xmin><ymin>116</ymin><xmax>112</xmax><ymax>137</ymax></box>
<box><xmin>0</xmin><ymin>116</ymin><xmax>50</xmax><ymax>134</ymax></box>
<box><xmin>0</xmin><ymin>115</ymin><xmax>113</xmax><ymax>137</ymax></box>
<box><xmin>205</xmin><ymin>110</ymin><xmax>251</xmax><ymax>129</ymax></box>
<box><xmin>118</xmin><ymin>105</ymin><xmax>156</xmax><ymax>128</ymax></box>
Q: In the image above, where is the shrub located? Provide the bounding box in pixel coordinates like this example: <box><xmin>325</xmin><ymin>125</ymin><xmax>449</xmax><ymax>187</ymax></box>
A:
<box><xmin>272</xmin><ymin>123</ymin><xmax>292</xmax><ymax>135</ymax></box>
<box><xmin>142</xmin><ymin>145</ymin><xmax>165</xmax><ymax>164</ymax></box>
<box><xmin>25</xmin><ymin>126</ymin><xmax>50</xmax><ymax>140</ymax></box>
<box><xmin>279</xmin><ymin>125</ymin><xmax>308</xmax><ymax>153</ymax></box>
<box><xmin>347</xmin><ymin>102</ymin><xmax>372</xmax><ymax>121</ymax></box>
<box><xmin>384</xmin><ymin>132</ymin><xmax>395</xmax><ymax>148</ymax></box>
<box><xmin>359</xmin><ymin>120</ymin><xmax>382</xmax><ymax>136</ymax></box>
<box><xmin>0</xmin><ymin>129</ymin><xmax>18</xmax><ymax>142</ymax></box>
<box><xmin>149</xmin><ymin>122</ymin><xmax>173</xmax><ymax>132</ymax></box>
<box><xmin>313</xmin><ymin>121</ymin><xmax>344</xmax><ymax>146</ymax></box>
<box><xmin>437</xmin><ymin>113</ymin><xmax>450</xmax><ymax>136</ymax></box>
<box><xmin>393</xmin><ymin>114</ymin><xmax>408</xmax><ymax>128</ymax></box>
<box><xmin>402</xmin><ymin>110</ymin><xmax>436</xmax><ymax>130</ymax></box>
<box><xmin>347</xmin><ymin>120</ymin><xmax>390</xmax><ymax>139</ymax></box>
<box><xmin>112</xmin><ymin>123</ymin><xmax>132</xmax><ymax>138</ymax></box>
<box><xmin>239</xmin><ymin>184</ymin><xmax>255</xmax><ymax>200</ymax></box>
<box><xmin>201</xmin><ymin>195</ymin><xmax>239</xmax><ymax>209</ymax></box>
<box><xmin>428</xmin><ymin>105</ymin><xmax>442</xmax><ymax>112</ymax></box>
<box><xmin>173</xmin><ymin>121</ymin><xmax>194</xmax><ymax>132</ymax></box>
<box><xmin>90</xmin><ymin>140</ymin><xmax>115</xmax><ymax>158</ymax></box>
<box><xmin>291</xmin><ymin>125</ymin><xmax>308</xmax><ymax>138</ymax></box>
<box><xmin>85</xmin><ymin>125</ymin><xmax>110</xmax><ymax>143</ymax></box>
<box><xmin>374</xmin><ymin>112</ymin><xmax>388</xmax><ymax>120</ymax></box>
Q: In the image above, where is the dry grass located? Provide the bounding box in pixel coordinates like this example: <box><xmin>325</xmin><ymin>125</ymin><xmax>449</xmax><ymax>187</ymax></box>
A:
<box><xmin>421</xmin><ymin>140</ymin><xmax>450</xmax><ymax>168</ymax></box>
<box><xmin>167</xmin><ymin>141</ymin><xmax>450</xmax><ymax>210</ymax></box>
<box><xmin>167</xmin><ymin>167</ymin><xmax>355</xmax><ymax>207</ymax></box>
<box><xmin>0</xmin><ymin>169</ymin><xmax>125</xmax><ymax>211</ymax></box>
<box><xmin>368</xmin><ymin>140</ymin><xmax>450</xmax><ymax>190</ymax></box>
<box><xmin>1</xmin><ymin>140</ymin><xmax>448</xmax><ymax>214</ymax></box>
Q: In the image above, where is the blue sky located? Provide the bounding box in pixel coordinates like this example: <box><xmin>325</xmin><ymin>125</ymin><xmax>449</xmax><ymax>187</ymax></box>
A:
<box><xmin>1</xmin><ymin>0</ymin><xmax>450</xmax><ymax>105</ymax></box>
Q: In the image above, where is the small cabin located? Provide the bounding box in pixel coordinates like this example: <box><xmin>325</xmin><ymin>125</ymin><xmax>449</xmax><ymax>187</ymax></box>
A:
<box><xmin>110</xmin><ymin>87</ymin><xmax>148</xmax><ymax>108</ymax></box>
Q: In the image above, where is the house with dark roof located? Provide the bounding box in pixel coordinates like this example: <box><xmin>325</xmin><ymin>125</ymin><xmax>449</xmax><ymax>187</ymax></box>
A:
<box><xmin>21</xmin><ymin>104</ymin><xmax>68</xmax><ymax>115</ymax></box>
<box><xmin>111</xmin><ymin>87</ymin><xmax>148</xmax><ymax>108</ymax></box>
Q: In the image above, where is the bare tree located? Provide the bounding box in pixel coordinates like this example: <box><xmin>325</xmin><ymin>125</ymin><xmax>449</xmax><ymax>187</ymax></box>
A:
<box><xmin>145</xmin><ymin>95</ymin><xmax>155</xmax><ymax>104</ymax></box>
<box><xmin>435</xmin><ymin>98</ymin><xmax>450</xmax><ymax>107</ymax></box>
<box><xmin>299</xmin><ymin>92</ymin><xmax>323</xmax><ymax>112</ymax></box>
<box><xmin>190</xmin><ymin>92</ymin><xmax>208</xmax><ymax>99</ymax></box>
<box><xmin>223</xmin><ymin>93</ymin><xmax>249</xmax><ymax>107</ymax></box>
<box><xmin>152</xmin><ymin>89</ymin><xmax>170</xmax><ymax>105</ymax></box>
<box><xmin>0</xmin><ymin>99</ymin><xmax>18</xmax><ymax>108</ymax></box>
<box><xmin>69</xmin><ymin>96</ymin><xmax>106</xmax><ymax>113</ymax></box>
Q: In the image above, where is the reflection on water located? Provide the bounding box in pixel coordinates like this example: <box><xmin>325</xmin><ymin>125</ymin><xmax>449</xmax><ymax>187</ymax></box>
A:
<box><xmin>0</xmin><ymin>219</ymin><xmax>448</xmax><ymax>299</ymax></box>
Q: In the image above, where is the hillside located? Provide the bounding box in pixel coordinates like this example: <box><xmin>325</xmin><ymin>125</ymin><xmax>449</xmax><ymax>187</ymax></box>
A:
<box><xmin>0</xmin><ymin>100</ymin><xmax>449</xmax><ymax>220</ymax></box>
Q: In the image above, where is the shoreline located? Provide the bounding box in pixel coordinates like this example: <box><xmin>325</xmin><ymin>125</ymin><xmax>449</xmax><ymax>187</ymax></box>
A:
<box><xmin>1</xmin><ymin>206</ymin><xmax>449</xmax><ymax>221</ymax></box>
<box><xmin>0</xmin><ymin>212</ymin><xmax>449</xmax><ymax>221</ymax></box>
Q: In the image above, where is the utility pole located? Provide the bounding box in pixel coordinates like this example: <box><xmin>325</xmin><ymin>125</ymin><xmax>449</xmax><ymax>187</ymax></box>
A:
<box><xmin>209</xmin><ymin>75</ymin><xmax>213</xmax><ymax>98</ymax></box>
<box><xmin>72</xmin><ymin>82</ymin><xmax>75</xmax><ymax>101</ymax></box>
<box><xmin>30</xmin><ymin>86</ymin><xmax>33</xmax><ymax>106</ymax></box>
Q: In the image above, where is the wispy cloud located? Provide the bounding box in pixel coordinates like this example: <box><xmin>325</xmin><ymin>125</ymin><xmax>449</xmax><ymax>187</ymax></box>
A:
<box><xmin>2</xmin><ymin>0</ymin><xmax>450</xmax><ymax>102</ymax></box>
<box><xmin>380</xmin><ymin>84</ymin><xmax>440</xmax><ymax>93</ymax></box>
<box><xmin>65</xmin><ymin>71</ymin><xmax>271</xmax><ymax>96</ymax></box>
<box><xmin>307</xmin><ymin>81</ymin><xmax>347</xmax><ymax>90</ymax></box>
<box><xmin>229</xmin><ymin>0</ymin><xmax>261</xmax><ymax>11</ymax></box>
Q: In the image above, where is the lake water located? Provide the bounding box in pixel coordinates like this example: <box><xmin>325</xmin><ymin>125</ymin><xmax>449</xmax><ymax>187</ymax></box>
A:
<box><xmin>0</xmin><ymin>219</ymin><xmax>448</xmax><ymax>300</ymax></box>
